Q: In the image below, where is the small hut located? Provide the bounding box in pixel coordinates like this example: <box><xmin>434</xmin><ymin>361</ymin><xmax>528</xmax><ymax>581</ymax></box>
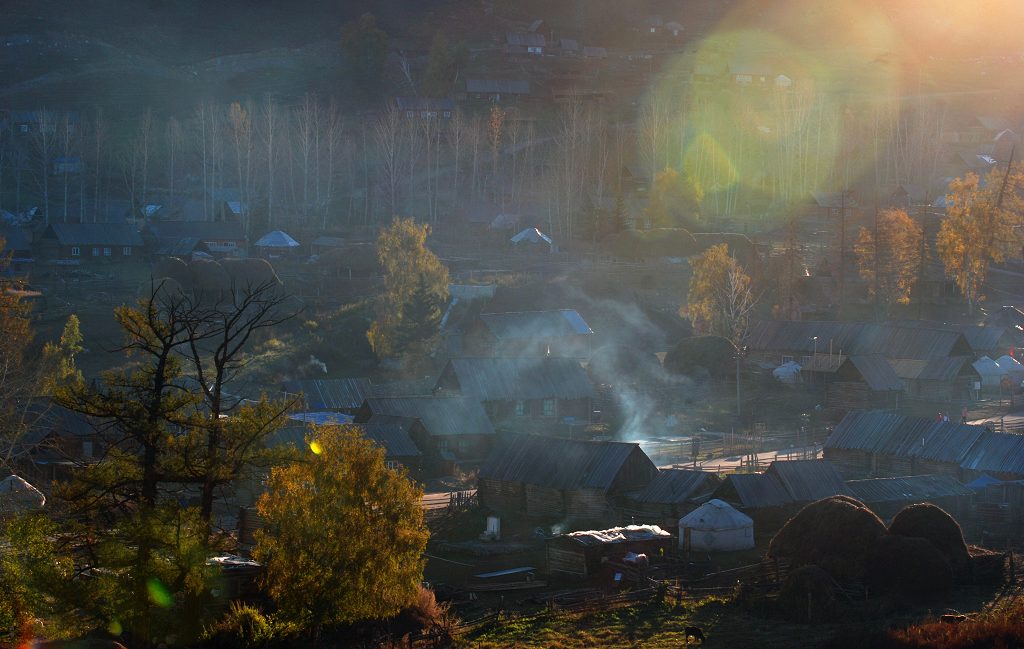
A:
<box><xmin>254</xmin><ymin>230</ymin><xmax>301</xmax><ymax>258</ymax></box>
<box><xmin>546</xmin><ymin>524</ymin><xmax>672</xmax><ymax>578</ymax></box>
<box><xmin>679</xmin><ymin>499</ymin><xmax>754</xmax><ymax>552</ymax></box>
<box><xmin>511</xmin><ymin>227</ymin><xmax>557</xmax><ymax>253</ymax></box>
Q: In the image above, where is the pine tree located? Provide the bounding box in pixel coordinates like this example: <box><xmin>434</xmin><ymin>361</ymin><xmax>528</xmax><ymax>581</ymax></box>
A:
<box><xmin>397</xmin><ymin>274</ymin><xmax>442</xmax><ymax>352</ymax></box>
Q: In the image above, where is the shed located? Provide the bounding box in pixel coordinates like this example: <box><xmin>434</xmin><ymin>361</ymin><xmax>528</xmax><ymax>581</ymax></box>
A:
<box><xmin>546</xmin><ymin>525</ymin><xmax>671</xmax><ymax>578</ymax></box>
<box><xmin>846</xmin><ymin>474</ymin><xmax>974</xmax><ymax>521</ymax></box>
<box><xmin>478</xmin><ymin>434</ymin><xmax>658</xmax><ymax>521</ymax></box>
<box><xmin>679</xmin><ymin>499</ymin><xmax>754</xmax><ymax>552</ymax></box>
<box><xmin>620</xmin><ymin>469</ymin><xmax>721</xmax><ymax>523</ymax></box>
<box><xmin>40</xmin><ymin>223</ymin><xmax>143</xmax><ymax>264</ymax></box>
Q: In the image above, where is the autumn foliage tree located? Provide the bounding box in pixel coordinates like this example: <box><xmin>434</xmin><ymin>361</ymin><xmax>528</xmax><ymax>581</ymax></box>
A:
<box><xmin>254</xmin><ymin>425</ymin><xmax>428</xmax><ymax>634</ymax></box>
<box><xmin>854</xmin><ymin>208</ymin><xmax>923</xmax><ymax>317</ymax></box>
<box><xmin>644</xmin><ymin>167</ymin><xmax>703</xmax><ymax>229</ymax></box>
<box><xmin>937</xmin><ymin>169</ymin><xmax>1023</xmax><ymax>314</ymax></box>
<box><xmin>367</xmin><ymin>218</ymin><xmax>450</xmax><ymax>357</ymax></box>
<box><xmin>687</xmin><ymin>243</ymin><xmax>756</xmax><ymax>345</ymax></box>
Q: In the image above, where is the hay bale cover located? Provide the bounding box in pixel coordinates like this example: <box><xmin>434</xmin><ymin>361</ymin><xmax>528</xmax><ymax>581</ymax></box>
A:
<box><xmin>768</xmin><ymin>496</ymin><xmax>887</xmax><ymax>582</ymax></box>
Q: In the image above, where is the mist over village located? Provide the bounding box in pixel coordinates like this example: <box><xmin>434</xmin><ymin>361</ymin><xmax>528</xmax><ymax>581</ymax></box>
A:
<box><xmin>5</xmin><ymin>1</ymin><xmax>1024</xmax><ymax>647</ymax></box>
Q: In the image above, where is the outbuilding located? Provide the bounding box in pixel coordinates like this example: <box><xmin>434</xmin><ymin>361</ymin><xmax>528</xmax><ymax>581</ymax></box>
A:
<box><xmin>679</xmin><ymin>499</ymin><xmax>754</xmax><ymax>552</ymax></box>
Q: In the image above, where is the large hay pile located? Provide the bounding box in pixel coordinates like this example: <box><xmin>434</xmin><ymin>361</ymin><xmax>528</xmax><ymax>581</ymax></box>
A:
<box><xmin>139</xmin><ymin>277</ymin><xmax>184</xmax><ymax>301</ymax></box>
<box><xmin>153</xmin><ymin>256</ymin><xmax>192</xmax><ymax>290</ymax></box>
<box><xmin>865</xmin><ymin>534</ymin><xmax>953</xmax><ymax>602</ymax></box>
<box><xmin>220</xmin><ymin>257</ymin><xmax>282</xmax><ymax>290</ymax></box>
<box><xmin>778</xmin><ymin>565</ymin><xmax>839</xmax><ymax>622</ymax></box>
<box><xmin>189</xmin><ymin>259</ymin><xmax>232</xmax><ymax>298</ymax></box>
<box><xmin>768</xmin><ymin>496</ymin><xmax>887</xmax><ymax>582</ymax></box>
<box><xmin>888</xmin><ymin>503</ymin><xmax>970</xmax><ymax>578</ymax></box>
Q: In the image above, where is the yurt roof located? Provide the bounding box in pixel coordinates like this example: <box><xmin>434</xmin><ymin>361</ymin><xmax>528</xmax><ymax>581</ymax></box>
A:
<box><xmin>973</xmin><ymin>356</ymin><xmax>1001</xmax><ymax>375</ymax></box>
<box><xmin>511</xmin><ymin>227</ymin><xmax>553</xmax><ymax>245</ymax></box>
<box><xmin>255</xmin><ymin>230</ymin><xmax>300</xmax><ymax>248</ymax></box>
<box><xmin>679</xmin><ymin>498</ymin><xmax>752</xmax><ymax>531</ymax></box>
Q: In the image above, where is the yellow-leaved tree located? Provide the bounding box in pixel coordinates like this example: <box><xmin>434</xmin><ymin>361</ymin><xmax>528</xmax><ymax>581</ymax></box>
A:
<box><xmin>254</xmin><ymin>425</ymin><xmax>428</xmax><ymax>635</ymax></box>
<box><xmin>854</xmin><ymin>208</ymin><xmax>923</xmax><ymax>317</ymax></box>
<box><xmin>937</xmin><ymin>169</ymin><xmax>1023</xmax><ymax>314</ymax></box>
<box><xmin>686</xmin><ymin>243</ymin><xmax>756</xmax><ymax>345</ymax></box>
<box><xmin>368</xmin><ymin>217</ymin><xmax>450</xmax><ymax>357</ymax></box>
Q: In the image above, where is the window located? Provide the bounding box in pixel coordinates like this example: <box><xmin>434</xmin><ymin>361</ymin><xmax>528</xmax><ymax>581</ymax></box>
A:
<box><xmin>71</xmin><ymin>247</ymin><xmax>80</xmax><ymax>256</ymax></box>
<box><xmin>385</xmin><ymin>460</ymin><xmax>400</xmax><ymax>470</ymax></box>
<box><xmin>782</xmin><ymin>355</ymin><xmax>795</xmax><ymax>364</ymax></box>
<box><xmin>457</xmin><ymin>439</ymin><xmax>468</xmax><ymax>454</ymax></box>
<box><xmin>122</xmin><ymin>247</ymin><xmax>132</xmax><ymax>256</ymax></box>
<box><xmin>438</xmin><ymin>439</ymin><xmax>449</xmax><ymax>453</ymax></box>
<box><xmin>92</xmin><ymin>248</ymin><xmax>99</xmax><ymax>257</ymax></box>
<box><xmin>103</xmin><ymin>247</ymin><xmax>111</xmax><ymax>257</ymax></box>
<box><xmin>542</xmin><ymin>399</ymin><xmax>556</xmax><ymax>417</ymax></box>
<box><xmin>18</xmin><ymin>124</ymin><xmax>29</xmax><ymax>134</ymax></box>
<box><xmin>443</xmin><ymin>111</ymin><xmax>452</xmax><ymax>119</ymax></box>
<box><xmin>514</xmin><ymin>400</ymin><xmax>526</xmax><ymax>417</ymax></box>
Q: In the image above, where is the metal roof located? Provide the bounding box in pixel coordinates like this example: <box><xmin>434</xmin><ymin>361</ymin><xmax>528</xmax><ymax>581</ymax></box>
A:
<box><xmin>283</xmin><ymin>378</ymin><xmax>372</xmax><ymax>411</ymax></box>
<box><xmin>360</xmin><ymin>396</ymin><xmax>494</xmax><ymax>436</ymax></box>
<box><xmin>847</xmin><ymin>474</ymin><xmax>974</xmax><ymax>503</ymax></box>
<box><xmin>479</xmin><ymin>434</ymin><xmax>655</xmax><ymax>491</ymax></box>
<box><xmin>479</xmin><ymin>310</ymin><xmax>593</xmax><ymax>340</ymax></box>
<box><xmin>826</xmin><ymin>411</ymin><xmax>989</xmax><ymax>463</ymax></box>
<box><xmin>848</xmin><ymin>355</ymin><xmax>905</xmax><ymax>391</ymax></box>
<box><xmin>358</xmin><ymin>415</ymin><xmax>422</xmax><ymax>457</ymax></box>
<box><xmin>716</xmin><ymin>472</ymin><xmax>793</xmax><ymax>508</ymax></box>
<box><xmin>626</xmin><ymin>469</ymin><xmax>720</xmax><ymax>504</ymax></box>
<box><xmin>960</xmin><ymin>431</ymin><xmax>1024</xmax><ymax>476</ymax></box>
<box><xmin>45</xmin><ymin>223</ymin><xmax>143</xmax><ymax>247</ymax></box>
<box><xmin>440</xmin><ymin>357</ymin><xmax>595</xmax><ymax>401</ymax></box>
<box><xmin>888</xmin><ymin>356</ymin><xmax>976</xmax><ymax>381</ymax></box>
<box><xmin>767</xmin><ymin>460</ymin><xmax>852</xmax><ymax>502</ymax></box>
<box><xmin>466</xmin><ymin>79</ymin><xmax>531</xmax><ymax>94</ymax></box>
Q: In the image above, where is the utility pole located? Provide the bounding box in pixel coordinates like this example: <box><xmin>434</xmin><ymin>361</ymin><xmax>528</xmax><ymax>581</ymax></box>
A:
<box><xmin>838</xmin><ymin>190</ymin><xmax>847</xmax><ymax>317</ymax></box>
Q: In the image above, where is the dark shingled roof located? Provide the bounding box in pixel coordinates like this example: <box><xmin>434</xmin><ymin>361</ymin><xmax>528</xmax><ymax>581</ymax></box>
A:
<box><xmin>847</xmin><ymin>474</ymin><xmax>974</xmax><ymax>504</ymax></box>
<box><xmin>358</xmin><ymin>396</ymin><xmax>494</xmax><ymax>436</ymax></box>
<box><xmin>479</xmin><ymin>434</ymin><xmax>656</xmax><ymax>492</ymax></box>
<box><xmin>626</xmin><ymin>469</ymin><xmax>720</xmax><ymax>504</ymax></box>
<box><xmin>766</xmin><ymin>460</ymin><xmax>852</xmax><ymax>502</ymax></box>
<box><xmin>283</xmin><ymin>378</ymin><xmax>372</xmax><ymax>411</ymax></box>
<box><xmin>826</xmin><ymin>411</ymin><xmax>989</xmax><ymax>464</ymax></box>
<box><xmin>439</xmin><ymin>357</ymin><xmax>595</xmax><ymax>401</ymax></box>
<box><xmin>479</xmin><ymin>310</ymin><xmax>593</xmax><ymax>340</ymax></box>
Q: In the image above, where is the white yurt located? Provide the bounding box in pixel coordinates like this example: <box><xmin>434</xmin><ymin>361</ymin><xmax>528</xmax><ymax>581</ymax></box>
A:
<box><xmin>996</xmin><ymin>355</ymin><xmax>1024</xmax><ymax>382</ymax></box>
<box><xmin>973</xmin><ymin>356</ymin><xmax>1004</xmax><ymax>387</ymax></box>
<box><xmin>679</xmin><ymin>498</ymin><xmax>754</xmax><ymax>552</ymax></box>
<box><xmin>772</xmin><ymin>360</ymin><xmax>801</xmax><ymax>384</ymax></box>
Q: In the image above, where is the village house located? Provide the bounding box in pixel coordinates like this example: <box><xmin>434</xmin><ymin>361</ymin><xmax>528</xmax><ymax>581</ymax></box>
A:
<box><xmin>801</xmin><ymin>354</ymin><xmax>905</xmax><ymax>413</ymax></box>
<box><xmin>354</xmin><ymin>396</ymin><xmax>495</xmax><ymax>466</ymax></box>
<box><xmin>433</xmin><ymin>356</ymin><xmax>595</xmax><ymax>429</ymax></box>
<box><xmin>355</xmin><ymin>416</ymin><xmax>423</xmax><ymax>472</ymax></box>
<box><xmin>393</xmin><ymin>97</ymin><xmax>455</xmax><ymax>120</ymax></box>
<box><xmin>18</xmin><ymin>399</ymin><xmax>103</xmax><ymax>484</ymax></box>
<box><xmin>477</xmin><ymin>434</ymin><xmax>658</xmax><ymax>521</ymax></box>
<box><xmin>38</xmin><ymin>222</ymin><xmax>143</xmax><ymax>264</ymax></box>
<box><xmin>463</xmin><ymin>79</ymin><xmax>531</xmax><ymax>104</ymax></box>
<box><xmin>281</xmin><ymin>377</ymin><xmax>372</xmax><ymax>415</ymax></box>
<box><xmin>462</xmin><ymin>309</ymin><xmax>594</xmax><ymax>358</ymax></box>
<box><xmin>142</xmin><ymin>220</ymin><xmax>247</xmax><ymax>259</ymax></box>
<box><xmin>506</xmin><ymin>32</ymin><xmax>546</xmax><ymax>56</ymax></box>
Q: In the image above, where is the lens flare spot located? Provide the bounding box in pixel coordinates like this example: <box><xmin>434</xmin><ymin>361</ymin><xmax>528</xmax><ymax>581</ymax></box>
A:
<box><xmin>146</xmin><ymin>577</ymin><xmax>173</xmax><ymax>608</ymax></box>
<box><xmin>309</xmin><ymin>440</ymin><xmax>322</xmax><ymax>455</ymax></box>
<box><xmin>107</xmin><ymin>619</ymin><xmax>123</xmax><ymax>636</ymax></box>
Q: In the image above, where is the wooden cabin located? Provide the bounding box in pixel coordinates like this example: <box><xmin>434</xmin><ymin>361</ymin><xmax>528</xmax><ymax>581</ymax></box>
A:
<box><xmin>546</xmin><ymin>525</ymin><xmax>672</xmax><ymax>578</ymax></box>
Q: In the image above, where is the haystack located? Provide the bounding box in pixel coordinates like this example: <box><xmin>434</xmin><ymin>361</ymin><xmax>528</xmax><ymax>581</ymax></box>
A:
<box><xmin>768</xmin><ymin>496</ymin><xmax>887</xmax><ymax>582</ymax></box>
<box><xmin>140</xmin><ymin>277</ymin><xmax>185</xmax><ymax>301</ymax></box>
<box><xmin>778</xmin><ymin>565</ymin><xmax>839</xmax><ymax>622</ymax></box>
<box><xmin>888</xmin><ymin>504</ymin><xmax>970</xmax><ymax>578</ymax></box>
<box><xmin>189</xmin><ymin>259</ymin><xmax>231</xmax><ymax>298</ymax></box>
<box><xmin>153</xmin><ymin>256</ymin><xmax>192</xmax><ymax>290</ymax></box>
<box><xmin>220</xmin><ymin>257</ymin><xmax>282</xmax><ymax>290</ymax></box>
<box><xmin>865</xmin><ymin>534</ymin><xmax>953</xmax><ymax>602</ymax></box>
